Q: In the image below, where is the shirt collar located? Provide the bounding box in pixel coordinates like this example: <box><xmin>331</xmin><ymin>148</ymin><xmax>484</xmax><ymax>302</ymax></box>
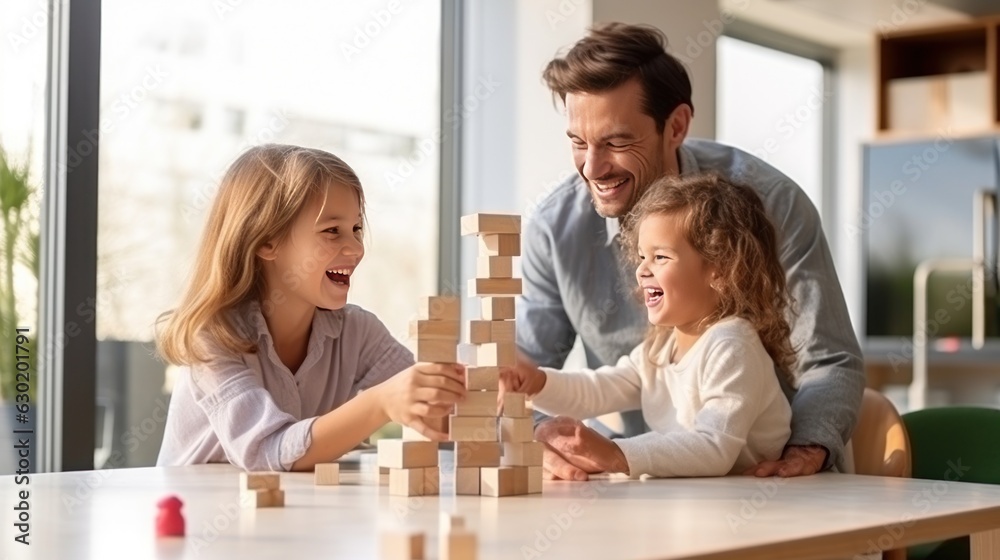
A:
<box><xmin>242</xmin><ymin>299</ymin><xmax>345</xmax><ymax>343</ymax></box>
<box><xmin>603</xmin><ymin>144</ymin><xmax>700</xmax><ymax>246</ymax></box>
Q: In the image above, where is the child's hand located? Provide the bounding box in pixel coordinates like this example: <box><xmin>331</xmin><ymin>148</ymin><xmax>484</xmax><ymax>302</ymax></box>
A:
<box><xmin>378</xmin><ymin>362</ymin><xmax>466</xmax><ymax>440</ymax></box>
<box><xmin>500</xmin><ymin>355</ymin><xmax>546</xmax><ymax>396</ymax></box>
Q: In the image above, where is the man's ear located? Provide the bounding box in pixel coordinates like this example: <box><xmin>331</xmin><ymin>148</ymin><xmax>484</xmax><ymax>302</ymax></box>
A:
<box><xmin>256</xmin><ymin>241</ymin><xmax>278</xmax><ymax>261</ymax></box>
<box><xmin>664</xmin><ymin>104</ymin><xmax>692</xmax><ymax>149</ymax></box>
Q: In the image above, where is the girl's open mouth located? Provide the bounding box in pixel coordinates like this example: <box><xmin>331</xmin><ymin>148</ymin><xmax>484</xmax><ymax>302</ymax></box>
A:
<box><xmin>644</xmin><ymin>287</ymin><xmax>663</xmax><ymax>307</ymax></box>
<box><xmin>326</xmin><ymin>269</ymin><xmax>351</xmax><ymax>287</ymax></box>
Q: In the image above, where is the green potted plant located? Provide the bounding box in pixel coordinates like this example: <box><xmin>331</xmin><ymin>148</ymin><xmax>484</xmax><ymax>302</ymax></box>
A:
<box><xmin>0</xmin><ymin>145</ymin><xmax>39</xmax><ymax>474</ymax></box>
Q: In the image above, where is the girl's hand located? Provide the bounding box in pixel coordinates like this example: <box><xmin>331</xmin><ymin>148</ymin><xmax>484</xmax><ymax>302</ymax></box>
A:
<box><xmin>500</xmin><ymin>355</ymin><xmax>547</xmax><ymax>396</ymax></box>
<box><xmin>378</xmin><ymin>362</ymin><xmax>466</xmax><ymax>440</ymax></box>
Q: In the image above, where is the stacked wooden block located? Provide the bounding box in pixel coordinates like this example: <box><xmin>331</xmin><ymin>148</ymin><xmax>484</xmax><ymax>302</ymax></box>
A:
<box><xmin>239</xmin><ymin>472</ymin><xmax>284</xmax><ymax>508</ymax></box>
<box><xmin>457</xmin><ymin>213</ymin><xmax>542</xmax><ymax>497</ymax></box>
<box><xmin>381</xmin><ymin>513</ymin><xmax>477</xmax><ymax>560</ymax></box>
<box><xmin>380</xmin><ymin>295</ymin><xmax>460</xmax><ymax>497</ymax></box>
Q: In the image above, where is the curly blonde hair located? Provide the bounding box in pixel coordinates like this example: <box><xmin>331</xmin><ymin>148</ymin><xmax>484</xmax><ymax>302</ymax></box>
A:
<box><xmin>621</xmin><ymin>173</ymin><xmax>796</xmax><ymax>378</ymax></box>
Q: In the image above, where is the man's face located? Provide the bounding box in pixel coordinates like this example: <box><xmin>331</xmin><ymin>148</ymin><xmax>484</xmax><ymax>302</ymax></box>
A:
<box><xmin>566</xmin><ymin>79</ymin><xmax>674</xmax><ymax>218</ymax></box>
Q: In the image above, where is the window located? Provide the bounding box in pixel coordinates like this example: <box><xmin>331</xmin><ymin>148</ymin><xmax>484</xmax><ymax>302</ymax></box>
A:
<box><xmin>0</xmin><ymin>1</ymin><xmax>47</xmax><ymax>474</ymax></box>
<box><xmin>716</xmin><ymin>36</ymin><xmax>829</xmax><ymax>216</ymax></box>
<box><xmin>95</xmin><ymin>0</ymin><xmax>442</xmax><ymax>467</ymax></box>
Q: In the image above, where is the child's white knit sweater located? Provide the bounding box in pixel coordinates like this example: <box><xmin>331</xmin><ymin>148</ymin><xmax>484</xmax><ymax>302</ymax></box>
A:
<box><xmin>533</xmin><ymin>316</ymin><xmax>792</xmax><ymax>478</ymax></box>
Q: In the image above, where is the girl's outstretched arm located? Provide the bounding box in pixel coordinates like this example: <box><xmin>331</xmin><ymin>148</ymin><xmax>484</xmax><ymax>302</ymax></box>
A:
<box><xmin>290</xmin><ymin>362</ymin><xmax>465</xmax><ymax>471</ymax></box>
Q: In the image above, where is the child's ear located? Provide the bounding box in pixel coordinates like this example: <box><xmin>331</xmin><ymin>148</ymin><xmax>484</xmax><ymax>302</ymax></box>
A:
<box><xmin>256</xmin><ymin>241</ymin><xmax>278</xmax><ymax>261</ymax></box>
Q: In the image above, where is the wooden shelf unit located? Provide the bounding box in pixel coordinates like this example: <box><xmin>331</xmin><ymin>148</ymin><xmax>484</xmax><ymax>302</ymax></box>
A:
<box><xmin>877</xmin><ymin>16</ymin><xmax>1000</xmax><ymax>133</ymax></box>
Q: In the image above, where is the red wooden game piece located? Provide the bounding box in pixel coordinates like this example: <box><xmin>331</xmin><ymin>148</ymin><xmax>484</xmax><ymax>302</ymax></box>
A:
<box><xmin>156</xmin><ymin>495</ymin><xmax>185</xmax><ymax>537</ymax></box>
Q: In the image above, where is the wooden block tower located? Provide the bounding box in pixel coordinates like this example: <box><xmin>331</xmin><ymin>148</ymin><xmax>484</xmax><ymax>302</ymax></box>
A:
<box><xmin>379</xmin><ymin>295</ymin><xmax>461</xmax><ymax>497</ymax></box>
<box><xmin>458</xmin><ymin>212</ymin><xmax>542</xmax><ymax>497</ymax></box>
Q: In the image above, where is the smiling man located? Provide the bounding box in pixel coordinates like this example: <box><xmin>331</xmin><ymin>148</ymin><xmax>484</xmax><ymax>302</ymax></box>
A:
<box><xmin>516</xmin><ymin>22</ymin><xmax>864</xmax><ymax>479</ymax></box>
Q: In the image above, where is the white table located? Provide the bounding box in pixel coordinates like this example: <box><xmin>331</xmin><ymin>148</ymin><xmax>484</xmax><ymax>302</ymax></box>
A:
<box><xmin>3</xmin><ymin>464</ymin><xmax>1000</xmax><ymax>559</ymax></box>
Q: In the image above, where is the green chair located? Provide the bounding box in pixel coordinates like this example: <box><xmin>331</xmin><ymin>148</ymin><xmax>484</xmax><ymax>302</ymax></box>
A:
<box><xmin>901</xmin><ymin>406</ymin><xmax>1000</xmax><ymax>560</ymax></box>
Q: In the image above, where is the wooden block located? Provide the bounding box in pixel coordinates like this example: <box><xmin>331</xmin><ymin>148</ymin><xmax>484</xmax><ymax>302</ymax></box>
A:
<box><xmin>511</xmin><ymin>465</ymin><xmax>529</xmax><ymax>495</ymax></box>
<box><xmin>449</xmin><ymin>416</ymin><xmax>497</xmax><ymax>442</ymax></box>
<box><xmin>453</xmin><ymin>391</ymin><xmax>500</xmax><ymax>417</ymax></box>
<box><xmin>239</xmin><ymin>472</ymin><xmax>280</xmax><ymax>491</ymax></box>
<box><xmin>389</xmin><ymin>468</ymin><xmax>424</xmax><ymax>496</ymax></box>
<box><xmin>415</xmin><ymin>339</ymin><xmax>456</xmax><ymax>363</ymax></box>
<box><xmin>467</xmin><ymin>278</ymin><xmax>522</xmax><ymax>297</ymax></box>
<box><xmin>466</xmin><ymin>367</ymin><xmax>499</xmax><ymax>391</ymax></box>
<box><xmin>378</xmin><ymin>440</ymin><xmax>439</xmax><ymax>469</ymax></box>
<box><xmin>402</xmin><ymin>426</ymin><xmax>430</xmax><ymax>441</ymax></box>
<box><xmin>460</xmin><ymin>212</ymin><xmax>521</xmax><ymax>236</ymax></box>
<box><xmin>476</xmin><ymin>256</ymin><xmax>513</xmax><ymax>279</ymax></box>
<box><xmin>480</xmin><ymin>297</ymin><xmax>515</xmax><ymax>320</ymax></box>
<box><xmin>441</xmin><ymin>530</ymin><xmax>478</xmax><ymax>560</ymax></box>
<box><xmin>474</xmin><ymin>342</ymin><xmax>516</xmax><ymax>367</ymax></box>
<box><xmin>454</xmin><ymin>441</ymin><xmax>502</xmax><ymax>467</ymax></box>
<box><xmin>455</xmin><ymin>467</ymin><xmax>481</xmax><ymax>495</ymax></box>
<box><xmin>314</xmin><ymin>463</ymin><xmax>340</xmax><ymax>485</ymax></box>
<box><xmin>468</xmin><ymin>320</ymin><xmax>515</xmax><ymax>344</ymax></box>
<box><xmin>418</xmin><ymin>296</ymin><xmax>460</xmax><ymax>321</ymax></box>
<box><xmin>480</xmin><ymin>467</ymin><xmax>517</xmax><ymax>497</ymax></box>
<box><xmin>241</xmin><ymin>488</ymin><xmax>284</xmax><ymax>508</ymax></box>
<box><xmin>381</xmin><ymin>530</ymin><xmax>425</xmax><ymax>560</ymax></box>
<box><xmin>527</xmin><ymin>466</ymin><xmax>543</xmax><ymax>494</ymax></box>
<box><xmin>501</xmin><ymin>392</ymin><xmax>529</xmax><ymax>418</ymax></box>
<box><xmin>423</xmin><ymin>467</ymin><xmax>440</xmax><ymax>495</ymax></box>
<box><xmin>440</xmin><ymin>512</ymin><xmax>465</xmax><ymax>534</ymax></box>
<box><xmin>501</xmin><ymin>442</ymin><xmax>544</xmax><ymax>466</ymax></box>
<box><xmin>409</xmin><ymin>320</ymin><xmax>460</xmax><ymax>341</ymax></box>
<box><xmin>499</xmin><ymin>417</ymin><xmax>534</xmax><ymax>443</ymax></box>
<box><xmin>478</xmin><ymin>233</ymin><xmax>521</xmax><ymax>257</ymax></box>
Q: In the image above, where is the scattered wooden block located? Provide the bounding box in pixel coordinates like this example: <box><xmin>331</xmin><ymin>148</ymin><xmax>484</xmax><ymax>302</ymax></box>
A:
<box><xmin>241</xmin><ymin>489</ymin><xmax>285</xmax><ymax>508</ymax></box>
<box><xmin>501</xmin><ymin>392</ymin><xmax>529</xmax><ymax>418</ymax></box>
<box><xmin>455</xmin><ymin>467</ymin><xmax>481</xmax><ymax>495</ymax></box>
<box><xmin>409</xmin><ymin>320</ymin><xmax>461</xmax><ymax>341</ymax></box>
<box><xmin>501</xmin><ymin>442</ymin><xmax>544</xmax><ymax>466</ymax></box>
<box><xmin>378</xmin><ymin>440</ymin><xmax>439</xmax><ymax>469</ymax></box>
<box><xmin>441</xmin><ymin>529</ymin><xmax>478</xmax><ymax>560</ymax></box>
<box><xmin>499</xmin><ymin>417</ymin><xmax>534</xmax><ymax>443</ymax></box>
<box><xmin>415</xmin><ymin>339</ymin><xmax>456</xmax><ymax>363</ymax></box>
<box><xmin>467</xmin><ymin>278</ymin><xmax>522</xmax><ymax>297</ymax></box>
<box><xmin>239</xmin><ymin>472</ymin><xmax>280</xmax><ymax>491</ymax></box>
<box><xmin>418</xmin><ymin>296</ymin><xmax>460</xmax><ymax>321</ymax></box>
<box><xmin>461</xmin><ymin>213</ymin><xmax>521</xmax><ymax>236</ymax></box>
<box><xmin>480</xmin><ymin>297</ymin><xmax>515</xmax><ymax>320</ymax></box>
<box><xmin>453</xmin><ymin>441</ymin><xmax>502</xmax><ymax>467</ymax></box>
<box><xmin>453</xmin><ymin>391</ymin><xmax>501</xmax><ymax>417</ymax></box>
<box><xmin>314</xmin><ymin>463</ymin><xmax>340</xmax><ymax>485</ymax></box>
<box><xmin>389</xmin><ymin>468</ymin><xmax>425</xmax><ymax>497</ymax></box>
<box><xmin>440</xmin><ymin>512</ymin><xmax>465</xmax><ymax>534</ymax></box>
<box><xmin>465</xmin><ymin>367</ymin><xmax>499</xmax><ymax>391</ymax></box>
<box><xmin>474</xmin><ymin>342</ymin><xmax>516</xmax><ymax>367</ymax></box>
<box><xmin>527</xmin><ymin>466</ymin><xmax>543</xmax><ymax>494</ymax></box>
<box><xmin>423</xmin><ymin>467</ymin><xmax>440</xmax><ymax>495</ymax></box>
<box><xmin>449</xmin><ymin>417</ymin><xmax>498</xmax><ymax>442</ymax></box>
<box><xmin>476</xmin><ymin>256</ymin><xmax>513</xmax><ymax>279</ymax></box>
<box><xmin>380</xmin><ymin>530</ymin><xmax>425</xmax><ymax>560</ymax></box>
<box><xmin>468</xmin><ymin>320</ymin><xmax>515</xmax><ymax>344</ymax></box>
<box><xmin>480</xmin><ymin>467</ymin><xmax>517</xmax><ymax>497</ymax></box>
<box><xmin>478</xmin><ymin>234</ymin><xmax>521</xmax><ymax>257</ymax></box>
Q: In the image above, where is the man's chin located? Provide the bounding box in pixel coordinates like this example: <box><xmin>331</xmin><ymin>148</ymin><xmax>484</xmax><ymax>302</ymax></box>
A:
<box><xmin>590</xmin><ymin>196</ymin><xmax>629</xmax><ymax>219</ymax></box>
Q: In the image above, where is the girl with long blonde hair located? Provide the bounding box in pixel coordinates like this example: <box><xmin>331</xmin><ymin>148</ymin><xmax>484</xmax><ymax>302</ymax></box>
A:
<box><xmin>156</xmin><ymin>144</ymin><xmax>465</xmax><ymax>471</ymax></box>
<box><xmin>503</xmin><ymin>173</ymin><xmax>794</xmax><ymax>478</ymax></box>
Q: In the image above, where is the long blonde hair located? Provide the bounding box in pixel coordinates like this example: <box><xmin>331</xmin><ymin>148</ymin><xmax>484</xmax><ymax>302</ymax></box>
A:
<box><xmin>156</xmin><ymin>144</ymin><xmax>366</xmax><ymax>366</ymax></box>
<box><xmin>622</xmin><ymin>173</ymin><xmax>796</xmax><ymax>378</ymax></box>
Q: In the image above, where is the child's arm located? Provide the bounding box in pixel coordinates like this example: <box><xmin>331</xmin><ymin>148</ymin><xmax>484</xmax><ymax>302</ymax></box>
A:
<box><xmin>613</xmin><ymin>339</ymin><xmax>786</xmax><ymax>478</ymax></box>
<box><xmin>505</xmin><ymin>345</ymin><xmax>644</xmax><ymax>420</ymax></box>
<box><xmin>290</xmin><ymin>362</ymin><xmax>465</xmax><ymax>471</ymax></box>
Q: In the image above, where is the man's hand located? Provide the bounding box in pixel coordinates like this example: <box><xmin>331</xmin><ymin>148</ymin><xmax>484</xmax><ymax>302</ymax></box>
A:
<box><xmin>534</xmin><ymin>416</ymin><xmax>629</xmax><ymax>481</ymax></box>
<box><xmin>745</xmin><ymin>445</ymin><xmax>828</xmax><ymax>477</ymax></box>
